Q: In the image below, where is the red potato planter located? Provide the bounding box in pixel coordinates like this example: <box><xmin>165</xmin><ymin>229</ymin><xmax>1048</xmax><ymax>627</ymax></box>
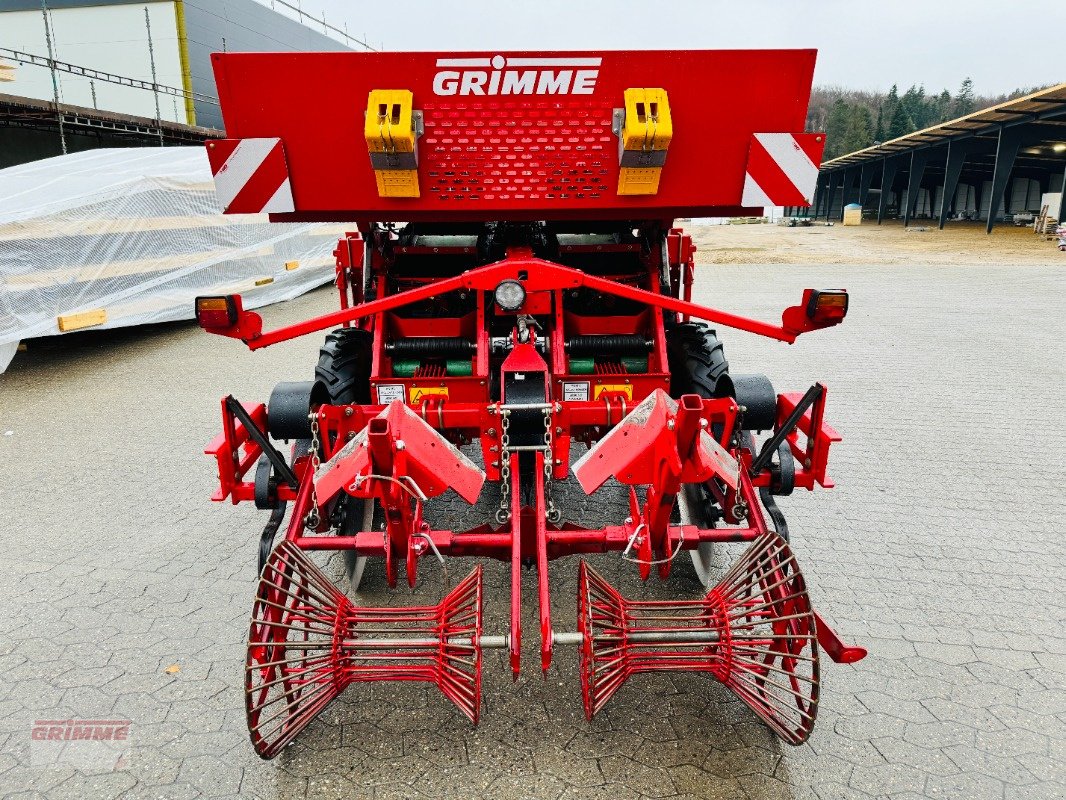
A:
<box><xmin>197</xmin><ymin>49</ymin><xmax>866</xmax><ymax>758</ymax></box>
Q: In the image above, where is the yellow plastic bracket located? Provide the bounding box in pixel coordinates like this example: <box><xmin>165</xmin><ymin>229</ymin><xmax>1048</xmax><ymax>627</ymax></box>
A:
<box><xmin>618</xmin><ymin>88</ymin><xmax>672</xmax><ymax>195</ymax></box>
<box><xmin>365</xmin><ymin>90</ymin><xmax>416</xmax><ymax>154</ymax></box>
<box><xmin>364</xmin><ymin>89</ymin><xmax>420</xmax><ymax>197</ymax></box>
<box><xmin>620</xmin><ymin>88</ymin><xmax>672</xmax><ymax>151</ymax></box>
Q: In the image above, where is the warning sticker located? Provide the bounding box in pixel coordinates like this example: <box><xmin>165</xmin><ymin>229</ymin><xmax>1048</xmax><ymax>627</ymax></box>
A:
<box><xmin>562</xmin><ymin>382</ymin><xmax>590</xmax><ymax>402</ymax></box>
<box><xmin>593</xmin><ymin>384</ymin><xmax>634</xmax><ymax>401</ymax></box>
<box><xmin>376</xmin><ymin>384</ymin><xmax>405</xmax><ymax>404</ymax></box>
<box><xmin>409</xmin><ymin>386</ymin><xmax>449</xmax><ymax>403</ymax></box>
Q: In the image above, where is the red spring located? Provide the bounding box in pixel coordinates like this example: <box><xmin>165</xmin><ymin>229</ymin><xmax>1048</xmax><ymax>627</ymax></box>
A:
<box><xmin>246</xmin><ymin>541</ymin><xmax>483</xmax><ymax>758</ymax></box>
<box><xmin>578</xmin><ymin>532</ymin><xmax>819</xmax><ymax>745</ymax></box>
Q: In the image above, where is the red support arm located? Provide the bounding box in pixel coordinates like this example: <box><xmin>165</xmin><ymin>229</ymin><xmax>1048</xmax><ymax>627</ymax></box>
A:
<box><xmin>205</xmin><ymin>252</ymin><xmax>844</xmax><ymax>349</ymax></box>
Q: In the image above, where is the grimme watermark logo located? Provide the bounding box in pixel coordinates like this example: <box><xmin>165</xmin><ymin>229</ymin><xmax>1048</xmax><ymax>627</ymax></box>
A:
<box><xmin>30</xmin><ymin>719</ymin><xmax>132</xmax><ymax>770</ymax></box>
<box><xmin>433</xmin><ymin>54</ymin><xmax>601</xmax><ymax>96</ymax></box>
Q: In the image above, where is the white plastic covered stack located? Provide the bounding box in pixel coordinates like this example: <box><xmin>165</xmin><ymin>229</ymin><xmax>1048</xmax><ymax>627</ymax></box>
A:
<box><xmin>0</xmin><ymin>148</ymin><xmax>345</xmax><ymax>373</ymax></box>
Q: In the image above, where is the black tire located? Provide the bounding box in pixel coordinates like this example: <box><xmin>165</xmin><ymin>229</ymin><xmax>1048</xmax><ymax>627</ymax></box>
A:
<box><xmin>313</xmin><ymin>328</ymin><xmax>374</xmax><ymax>405</ymax></box>
<box><xmin>667</xmin><ymin>322</ymin><xmax>732</xmax><ymax>587</ymax></box>
<box><xmin>312</xmin><ymin>328</ymin><xmax>374</xmax><ymax>587</ymax></box>
<box><xmin>667</xmin><ymin>322</ymin><xmax>734</xmax><ymax>400</ymax></box>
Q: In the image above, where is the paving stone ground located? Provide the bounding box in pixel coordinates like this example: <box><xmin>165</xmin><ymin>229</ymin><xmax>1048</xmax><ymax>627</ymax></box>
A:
<box><xmin>1</xmin><ymin>260</ymin><xmax>1064</xmax><ymax>800</ymax></box>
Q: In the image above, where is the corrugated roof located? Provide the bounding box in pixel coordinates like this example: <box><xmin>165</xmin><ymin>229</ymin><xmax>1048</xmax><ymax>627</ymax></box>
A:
<box><xmin>822</xmin><ymin>82</ymin><xmax>1066</xmax><ymax>168</ymax></box>
<box><xmin>0</xmin><ymin>1</ymin><xmax>152</xmax><ymax>10</ymax></box>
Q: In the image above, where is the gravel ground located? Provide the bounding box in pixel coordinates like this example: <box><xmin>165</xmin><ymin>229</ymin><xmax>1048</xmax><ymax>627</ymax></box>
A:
<box><xmin>0</xmin><ymin>258</ymin><xmax>1063</xmax><ymax>799</ymax></box>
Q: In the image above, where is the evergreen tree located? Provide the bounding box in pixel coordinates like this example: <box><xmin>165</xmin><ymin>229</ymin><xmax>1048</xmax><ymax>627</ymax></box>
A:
<box><xmin>882</xmin><ymin>84</ymin><xmax>899</xmax><ymax>125</ymax></box>
<box><xmin>873</xmin><ymin>105</ymin><xmax>884</xmax><ymax>144</ymax></box>
<box><xmin>934</xmin><ymin>90</ymin><xmax>953</xmax><ymax>123</ymax></box>
<box><xmin>842</xmin><ymin>104</ymin><xmax>874</xmax><ymax>153</ymax></box>
<box><xmin>901</xmin><ymin>85</ymin><xmax>927</xmax><ymax>129</ymax></box>
<box><xmin>825</xmin><ymin>98</ymin><xmax>851</xmax><ymax>158</ymax></box>
<box><xmin>886</xmin><ymin>99</ymin><xmax>914</xmax><ymax>139</ymax></box>
<box><xmin>955</xmin><ymin>78</ymin><xmax>976</xmax><ymax>116</ymax></box>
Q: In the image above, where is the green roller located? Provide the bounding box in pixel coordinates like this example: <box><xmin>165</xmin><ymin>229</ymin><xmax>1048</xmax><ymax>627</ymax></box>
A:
<box><xmin>392</xmin><ymin>360</ymin><xmax>420</xmax><ymax>377</ymax></box>
<box><xmin>569</xmin><ymin>357</ymin><xmax>596</xmax><ymax>375</ymax></box>
<box><xmin>445</xmin><ymin>359</ymin><xmax>473</xmax><ymax>376</ymax></box>
<box><xmin>568</xmin><ymin>356</ymin><xmax>648</xmax><ymax>375</ymax></box>
<box><xmin>621</xmin><ymin>356</ymin><xmax>648</xmax><ymax>373</ymax></box>
<box><xmin>391</xmin><ymin>359</ymin><xmax>473</xmax><ymax>377</ymax></box>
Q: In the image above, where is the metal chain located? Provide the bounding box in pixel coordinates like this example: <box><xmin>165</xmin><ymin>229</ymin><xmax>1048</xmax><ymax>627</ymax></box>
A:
<box><xmin>731</xmin><ymin>447</ymin><xmax>749</xmax><ymax>521</ymax></box>
<box><xmin>304</xmin><ymin>412</ymin><xmax>322</xmax><ymax>529</ymax></box>
<box><xmin>543</xmin><ymin>407</ymin><xmax>561</xmax><ymax>524</ymax></box>
<box><xmin>495</xmin><ymin>409</ymin><xmax>511</xmax><ymax>524</ymax></box>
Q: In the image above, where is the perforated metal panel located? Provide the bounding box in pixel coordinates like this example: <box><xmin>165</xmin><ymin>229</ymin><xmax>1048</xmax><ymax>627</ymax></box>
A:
<box><xmin>422</xmin><ymin>101</ymin><xmax>614</xmax><ymax>202</ymax></box>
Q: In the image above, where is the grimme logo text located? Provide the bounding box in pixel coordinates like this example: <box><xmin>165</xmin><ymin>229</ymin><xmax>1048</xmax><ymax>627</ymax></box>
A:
<box><xmin>32</xmin><ymin>719</ymin><xmax>131</xmax><ymax>741</ymax></box>
<box><xmin>433</xmin><ymin>55</ymin><xmax>601</xmax><ymax>96</ymax></box>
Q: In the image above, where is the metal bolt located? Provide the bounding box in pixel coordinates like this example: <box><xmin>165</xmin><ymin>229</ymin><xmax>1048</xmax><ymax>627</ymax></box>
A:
<box><xmin>699</xmin><ymin>418</ymin><xmax>708</xmax><ymax>428</ymax></box>
<box><xmin>344</xmin><ymin>407</ymin><xmax>354</xmax><ymax>417</ymax></box>
<box><xmin>346</xmin><ymin>431</ymin><xmax>356</xmax><ymax>440</ymax></box>
<box><xmin>487</xmin><ymin>428</ymin><xmax>496</xmax><ymax>436</ymax></box>
<box><xmin>396</xmin><ymin>440</ymin><xmax>406</xmax><ymax>451</ymax></box>
<box><xmin>667</xmin><ymin>419</ymin><xmax>676</xmax><ymax>430</ymax></box>
<box><xmin>804</xmin><ymin>458</ymin><xmax>812</xmax><ymax>469</ymax></box>
<box><xmin>555</xmin><ymin>427</ymin><xmax>562</xmax><ymax>434</ymax></box>
<box><xmin>555</xmin><ymin>458</ymin><xmax>562</xmax><ymax>465</ymax></box>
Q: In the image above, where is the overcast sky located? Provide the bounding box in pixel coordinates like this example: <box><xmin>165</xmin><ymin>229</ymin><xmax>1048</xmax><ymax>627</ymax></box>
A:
<box><xmin>291</xmin><ymin>0</ymin><xmax>1056</xmax><ymax>96</ymax></box>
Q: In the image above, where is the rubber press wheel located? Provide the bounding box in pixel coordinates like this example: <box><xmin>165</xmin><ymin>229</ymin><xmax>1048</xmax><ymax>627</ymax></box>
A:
<box><xmin>667</xmin><ymin>322</ymin><xmax>733</xmax><ymax>587</ymax></box>
<box><xmin>313</xmin><ymin>328</ymin><xmax>375</xmax><ymax>591</ymax></box>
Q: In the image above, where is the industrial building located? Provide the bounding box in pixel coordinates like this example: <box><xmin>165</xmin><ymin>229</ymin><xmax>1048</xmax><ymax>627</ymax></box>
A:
<box><xmin>803</xmin><ymin>83</ymin><xmax>1066</xmax><ymax>232</ymax></box>
<box><xmin>0</xmin><ymin>0</ymin><xmax>360</xmax><ymax>166</ymax></box>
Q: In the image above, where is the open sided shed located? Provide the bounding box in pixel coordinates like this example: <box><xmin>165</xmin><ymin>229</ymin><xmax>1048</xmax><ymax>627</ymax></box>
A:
<box><xmin>803</xmin><ymin>84</ymin><xmax>1066</xmax><ymax>232</ymax></box>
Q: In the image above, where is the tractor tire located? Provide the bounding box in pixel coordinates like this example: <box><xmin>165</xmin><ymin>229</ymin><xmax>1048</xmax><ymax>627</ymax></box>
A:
<box><xmin>667</xmin><ymin>322</ymin><xmax>732</xmax><ymax>588</ymax></box>
<box><xmin>314</xmin><ymin>328</ymin><xmax>373</xmax><ymax>405</ymax></box>
<box><xmin>312</xmin><ymin>328</ymin><xmax>374</xmax><ymax>591</ymax></box>
<box><xmin>667</xmin><ymin>322</ymin><xmax>733</xmax><ymax>400</ymax></box>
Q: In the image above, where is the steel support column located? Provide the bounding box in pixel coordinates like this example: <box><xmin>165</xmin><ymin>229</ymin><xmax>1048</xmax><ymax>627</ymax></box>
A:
<box><xmin>937</xmin><ymin>140</ymin><xmax>983</xmax><ymax>230</ymax></box>
<box><xmin>858</xmin><ymin>162</ymin><xmax>877</xmax><ymax>208</ymax></box>
<box><xmin>878</xmin><ymin>157</ymin><xmax>901</xmax><ymax>225</ymax></box>
<box><xmin>818</xmin><ymin>173</ymin><xmax>832</xmax><ymax>218</ymax></box>
<box><xmin>839</xmin><ymin>167</ymin><xmax>859</xmax><ymax>220</ymax></box>
<box><xmin>1061</xmin><ymin>162</ymin><xmax>1066</xmax><ymax>221</ymax></box>
<box><xmin>903</xmin><ymin>149</ymin><xmax>931</xmax><ymax>227</ymax></box>
<box><xmin>825</xmin><ymin>171</ymin><xmax>840</xmax><ymax>221</ymax></box>
<box><xmin>986</xmin><ymin>126</ymin><xmax>1024</xmax><ymax>234</ymax></box>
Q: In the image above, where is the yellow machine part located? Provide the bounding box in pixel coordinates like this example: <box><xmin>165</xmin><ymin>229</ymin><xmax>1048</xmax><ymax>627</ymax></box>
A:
<box><xmin>618</xmin><ymin>88</ymin><xmax>672</xmax><ymax>196</ymax></box>
<box><xmin>365</xmin><ymin>89</ymin><xmax>419</xmax><ymax>197</ymax></box>
<box><xmin>365</xmin><ymin>90</ymin><xmax>416</xmax><ymax>153</ymax></box>
<box><xmin>618</xmin><ymin>167</ymin><xmax>664</xmax><ymax>195</ymax></box>
<box><xmin>374</xmin><ymin>169</ymin><xmax>421</xmax><ymax>198</ymax></box>
<box><xmin>619</xmin><ymin>88</ymin><xmax>672</xmax><ymax>151</ymax></box>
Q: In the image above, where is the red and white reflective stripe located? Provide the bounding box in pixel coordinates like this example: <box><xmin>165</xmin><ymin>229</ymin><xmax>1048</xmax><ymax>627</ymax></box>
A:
<box><xmin>741</xmin><ymin>133</ymin><xmax>824</xmax><ymax>208</ymax></box>
<box><xmin>206</xmin><ymin>138</ymin><xmax>295</xmax><ymax>214</ymax></box>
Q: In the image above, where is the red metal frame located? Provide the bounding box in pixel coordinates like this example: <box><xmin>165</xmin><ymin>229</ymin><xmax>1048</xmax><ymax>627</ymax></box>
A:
<box><xmin>200</xmin><ymin>47</ymin><xmax>866</xmax><ymax>756</ymax></box>
<box><xmin>210</xmin><ymin>49</ymin><xmax>817</xmax><ymax>223</ymax></box>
